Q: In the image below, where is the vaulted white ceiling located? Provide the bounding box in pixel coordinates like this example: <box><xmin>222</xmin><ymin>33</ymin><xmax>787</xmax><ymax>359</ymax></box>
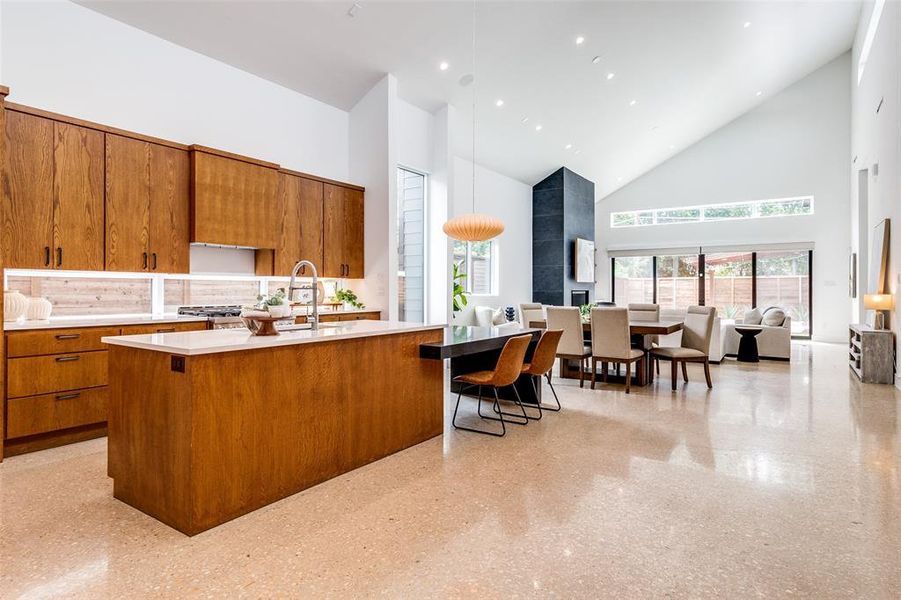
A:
<box><xmin>79</xmin><ymin>0</ymin><xmax>861</xmax><ymax>198</ymax></box>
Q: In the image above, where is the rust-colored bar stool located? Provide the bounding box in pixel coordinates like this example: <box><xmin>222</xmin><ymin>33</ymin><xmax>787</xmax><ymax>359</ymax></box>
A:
<box><xmin>451</xmin><ymin>334</ymin><xmax>533</xmax><ymax>437</ymax></box>
<box><xmin>520</xmin><ymin>329</ymin><xmax>565</xmax><ymax>419</ymax></box>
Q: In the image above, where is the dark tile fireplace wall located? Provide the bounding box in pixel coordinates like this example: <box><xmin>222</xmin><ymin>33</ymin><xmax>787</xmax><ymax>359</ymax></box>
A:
<box><xmin>532</xmin><ymin>167</ymin><xmax>596</xmax><ymax>306</ymax></box>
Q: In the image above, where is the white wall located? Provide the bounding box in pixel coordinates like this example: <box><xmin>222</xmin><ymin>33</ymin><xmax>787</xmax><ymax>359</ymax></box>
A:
<box><xmin>850</xmin><ymin>0</ymin><xmax>900</xmax><ymax>383</ymax></box>
<box><xmin>452</xmin><ymin>157</ymin><xmax>532</xmax><ymax>320</ymax></box>
<box><xmin>596</xmin><ymin>54</ymin><xmax>852</xmax><ymax>343</ymax></box>
<box><xmin>1</xmin><ymin>0</ymin><xmax>350</xmax><ymax>276</ymax></box>
<box><xmin>348</xmin><ymin>75</ymin><xmax>397</xmax><ymax>318</ymax></box>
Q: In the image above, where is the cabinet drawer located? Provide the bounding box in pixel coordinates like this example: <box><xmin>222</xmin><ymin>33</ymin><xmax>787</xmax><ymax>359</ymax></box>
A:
<box><xmin>8</xmin><ymin>351</ymin><xmax>108</xmax><ymax>398</ymax></box>
<box><xmin>6</xmin><ymin>326</ymin><xmax>121</xmax><ymax>358</ymax></box>
<box><xmin>6</xmin><ymin>386</ymin><xmax>108</xmax><ymax>439</ymax></box>
<box><xmin>338</xmin><ymin>312</ymin><xmax>380</xmax><ymax>321</ymax></box>
<box><xmin>119</xmin><ymin>321</ymin><xmax>208</xmax><ymax>335</ymax></box>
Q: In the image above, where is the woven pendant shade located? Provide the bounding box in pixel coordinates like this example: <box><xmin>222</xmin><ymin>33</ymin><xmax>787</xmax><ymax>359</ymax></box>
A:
<box><xmin>442</xmin><ymin>213</ymin><xmax>505</xmax><ymax>242</ymax></box>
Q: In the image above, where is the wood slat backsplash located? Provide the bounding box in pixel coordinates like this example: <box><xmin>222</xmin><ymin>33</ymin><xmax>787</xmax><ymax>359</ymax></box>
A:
<box><xmin>163</xmin><ymin>279</ymin><xmax>260</xmax><ymax>312</ymax></box>
<box><xmin>7</xmin><ymin>275</ymin><xmax>152</xmax><ymax>315</ymax></box>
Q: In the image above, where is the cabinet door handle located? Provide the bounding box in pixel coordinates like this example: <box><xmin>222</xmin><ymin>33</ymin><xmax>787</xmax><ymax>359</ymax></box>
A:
<box><xmin>56</xmin><ymin>247</ymin><xmax>62</xmax><ymax>267</ymax></box>
<box><xmin>156</xmin><ymin>327</ymin><xmax>175</xmax><ymax>333</ymax></box>
<box><xmin>55</xmin><ymin>392</ymin><xmax>81</xmax><ymax>401</ymax></box>
<box><xmin>44</xmin><ymin>246</ymin><xmax>51</xmax><ymax>267</ymax></box>
<box><xmin>152</xmin><ymin>252</ymin><xmax>158</xmax><ymax>270</ymax></box>
<box><xmin>142</xmin><ymin>252</ymin><xmax>148</xmax><ymax>270</ymax></box>
<box><xmin>55</xmin><ymin>355</ymin><xmax>80</xmax><ymax>363</ymax></box>
<box><xmin>55</xmin><ymin>334</ymin><xmax>81</xmax><ymax>340</ymax></box>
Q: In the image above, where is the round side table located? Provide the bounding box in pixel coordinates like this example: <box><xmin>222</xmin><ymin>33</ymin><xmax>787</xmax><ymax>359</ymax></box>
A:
<box><xmin>734</xmin><ymin>326</ymin><xmax>763</xmax><ymax>362</ymax></box>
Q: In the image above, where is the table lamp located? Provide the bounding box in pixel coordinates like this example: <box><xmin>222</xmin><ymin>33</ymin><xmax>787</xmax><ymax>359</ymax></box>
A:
<box><xmin>864</xmin><ymin>293</ymin><xmax>894</xmax><ymax>329</ymax></box>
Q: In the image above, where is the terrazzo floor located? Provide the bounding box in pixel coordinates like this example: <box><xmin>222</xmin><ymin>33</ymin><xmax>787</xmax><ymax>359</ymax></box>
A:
<box><xmin>1</xmin><ymin>342</ymin><xmax>900</xmax><ymax>598</ymax></box>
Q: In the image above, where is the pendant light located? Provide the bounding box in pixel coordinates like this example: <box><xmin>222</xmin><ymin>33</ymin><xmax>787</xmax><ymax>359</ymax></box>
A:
<box><xmin>442</xmin><ymin>1</ymin><xmax>505</xmax><ymax>242</ymax></box>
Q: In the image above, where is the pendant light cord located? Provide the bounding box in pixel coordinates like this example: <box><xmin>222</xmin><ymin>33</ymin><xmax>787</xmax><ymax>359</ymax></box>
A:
<box><xmin>471</xmin><ymin>0</ymin><xmax>476</xmax><ymax>215</ymax></box>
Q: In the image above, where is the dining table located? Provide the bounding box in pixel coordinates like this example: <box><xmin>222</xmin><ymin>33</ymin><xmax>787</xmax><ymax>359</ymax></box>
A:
<box><xmin>529</xmin><ymin>318</ymin><xmax>683</xmax><ymax>386</ymax></box>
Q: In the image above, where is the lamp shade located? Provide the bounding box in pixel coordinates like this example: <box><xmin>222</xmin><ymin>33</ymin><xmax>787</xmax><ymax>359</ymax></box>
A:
<box><xmin>864</xmin><ymin>293</ymin><xmax>894</xmax><ymax>310</ymax></box>
<box><xmin>442</xmin><ymin>213</ymin><xmax>505</xmax><ymax>242</ymax></box>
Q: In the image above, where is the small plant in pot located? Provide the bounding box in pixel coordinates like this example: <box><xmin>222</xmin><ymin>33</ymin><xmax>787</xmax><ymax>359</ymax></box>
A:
<box><xmin>333</xmin><ymin>288</ymin><xmax>364</xmax><ymax>311</ymax></box>
<box><xmin>259</xmin><ymin>289</ymin><xmax>292</xmax><ymax>318</ymax></box>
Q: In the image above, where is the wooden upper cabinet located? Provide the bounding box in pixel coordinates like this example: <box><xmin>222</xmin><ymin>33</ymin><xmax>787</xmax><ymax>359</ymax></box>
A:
<box><xmin>276</xmin><ymin>174</ymin><xmax>324</xmax><ymax>276</ymax></box>
<box><xmin>342</xmin><ymin>187</ymin><xmax>364</xmax><ymax>278</ymax></box>
<box><xmin>190</xmin><ymin>147</ymin><xmax>279</xmax><ymax>249</ymax></box>
<box><xmin>3</xmin><ymin>112</ymin><xmax>104</xmax><ymax>270</ymax></box>
<box><xmin>52</xmin><ymin>122</ymin><xmax>104</xmax><ymax>271</ymax></box>
<box><xmin>106</xmin><ymin>135</ymin><xmax>189</xmax><ymax>273</ymax></box>
<box><xmin>323</xmin><ymin>183</ymin><xmax>364</xmax><ymax>278</ymax></box>
<box><xmin>3</xmin><ymin>111</ymin><xmax>54</xmax><ymax>269</ymax></box>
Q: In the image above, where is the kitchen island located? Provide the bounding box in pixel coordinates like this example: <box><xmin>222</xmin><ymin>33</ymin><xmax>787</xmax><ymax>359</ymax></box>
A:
<box><xmin>103</xmin><ymin>321</ymin><xmax>444</xmax><ymax>535</ymax></box>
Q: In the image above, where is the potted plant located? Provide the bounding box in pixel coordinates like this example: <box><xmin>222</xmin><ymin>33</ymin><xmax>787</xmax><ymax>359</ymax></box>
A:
<box><xmin>452</xmin><ymin>261</ymin><xmax>468</xmax><ymax>314</ymax></box>
<box><xmin>260</xmin><ymin>289</ymin><xmax>292</xmax><ymax>318</ymax></box>
<box><xmin>333</xmin><ymin>288</ymin><xmax>364</xmax><ymax>311</ymax></box>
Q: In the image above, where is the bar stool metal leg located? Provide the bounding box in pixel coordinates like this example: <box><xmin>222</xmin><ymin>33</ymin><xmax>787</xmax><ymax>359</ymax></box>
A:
<box><xmin>452</xmin><ymin>384</ymin><xmax>507</xmax><ymax>436</ymax></box>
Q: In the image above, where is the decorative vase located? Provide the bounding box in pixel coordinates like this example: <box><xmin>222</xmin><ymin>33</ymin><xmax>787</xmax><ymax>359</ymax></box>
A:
<box><xmin>343</xmin><ymin>302</ymin><xmax>354</xmax><ymax>312</ymax></box>
<box><xmin>505</xmin><ymin>306</ymin><xmax>516</xmax><ymax>322</ymax></box>
<box><xmin>4</xmin><ymin>290</ymin><xmax>28</xmax><ymax>322</ymax></box>
<box><xmin>26</xmin><ymin>297</ymin><xmax>53</xmax><ymax>321</ymax></box>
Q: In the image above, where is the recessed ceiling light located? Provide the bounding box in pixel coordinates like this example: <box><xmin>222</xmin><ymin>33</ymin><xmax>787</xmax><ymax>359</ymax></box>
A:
<box><xmin>592</xmin><ymin>56</ymin><xmax>601</xmax><ymax>64</ymax></box>
<box><xmin>535</xmin><ymin>124</ymin><xmax>543</xmax><ymax>132</ymax></box>
<box><xmin>629</xmin><ymin>99</ymin><xmax>637</xmax><ymax>106</ymax></box>
<box><xmin>495</xmin><ymin>99</ymin><xmax>504</xmax><ymax>107</ymax></box>
<box><xmin>669</xmin><ymin>144</ymin><xmax>675</xmax><ymax>150</ymax></box>
<box><xmin>651</xmin><ymin>125</ymin><xmax>660</xmax><ymax>131</ymax></box>
<box><xmin>756</xmin><ymin>90</ymin><xmax>763</xmax><ymax>97</ymax></box>
<box><xmin>575</xmin><ymin>149</ymin><xmax>581</xmax><ymax>155</ymax></box>
<box><xmin>439</xmin><ymin>61</ymin><xmax>449</xmax><ymax>71</ymax></box>
<box><xmin>606</xmin><ymin>72</ymin><xmax>615</xmax><ymax>80</ymax></box>
<box><xmin>743</xmin><ymin>21</ymin><xmax>752</xmax><ymax>28</ymax></box>
<box><xmin>617</xmin><ymin>176</ymin><xmax>623</xmax><ymax>182</ymax></box>
<box><xmin>521</xmin><ymin>116</ymin><xmax>529</xmax><ymax>124</ymax></box>
<box><xmin>565</xmin><ymin>144</ymin><xmax>572</xmax><ymax>150</ymax></box>
<box><xmin>575</xmin><ymin>35</ymin><xmax>585</xmax><ymax>45</ymax></box>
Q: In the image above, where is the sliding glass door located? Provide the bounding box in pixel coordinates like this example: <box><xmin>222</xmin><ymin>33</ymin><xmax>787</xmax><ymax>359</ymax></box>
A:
<box><xmin>611</xmin><ymin>249</ymin><xmax>812</xmax><ymax>337</ymax></box>
<box><xmin>757</xmin><ymin>250</ymin><xmax>810</xmax><ymax>336</ymax></box>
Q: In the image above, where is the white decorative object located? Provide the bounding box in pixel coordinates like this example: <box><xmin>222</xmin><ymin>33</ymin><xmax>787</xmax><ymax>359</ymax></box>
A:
<box><xmin>4</xmin><ymin>290</ymin><xmax>28</xmax><ymax>322</ymax></box>
<box><xmin>27</xmin><ymin>296</ymin><xmax>53</xmax><ymax>321</ymax></box>
<box><xmin>267</xmin><ymin>304</ymin><xmax>292</xmax><ymax>318</ymax></box>
<box><xmin>575</xmin><ymin>238</ymin><xmax>595</xmax><ymax>283</ymax></box>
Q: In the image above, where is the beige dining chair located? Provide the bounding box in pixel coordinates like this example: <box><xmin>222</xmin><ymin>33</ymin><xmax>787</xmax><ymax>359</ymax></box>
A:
<box><xmin>649</xmin><ymin>305</ymin><xmax>716</xmax><ymax>391</ymax></box>
<box><xmin>589</xmin><ymin>307</ymin><xmax>644</xmax><ymax>393</ymax></box>
<box><xmin>629</xmin><ymin>302</ymin><xmax>661</xmax><ymax>374</ymax></box>
<box><xmin>519</xmin><ymin>303</ymin><xmax>544</xmax><ymax>328</ymax></box>
<box><xmin>546</xmin><ymin>306</ymin><xmax>591</xmax><ymax>388</ymax></box>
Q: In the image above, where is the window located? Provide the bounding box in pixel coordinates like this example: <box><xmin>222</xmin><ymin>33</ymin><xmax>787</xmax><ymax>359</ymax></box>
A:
<box><xmin>611</xmin><ymin>248</ymin><xmax>812</xmax><ymax>338</ymax></box>
<box><xmin>453</xmin><ymin>239</ymin><xmax>495</xmax><ymax>295</ymax></box>
<box><xmin>704</xmin><ymin>253</ymin><xmax>753</xmax><ymax>320</ymax></box>
<box><xmin>655</xmin><ymin>255</ymin><xmax>699</xmax><ymax>311</ymax></box>
<box><xmin>757</xmin><ymin>250</ymin><xmax>810</xmax><ymax>336</ymax></box>
<box><xmin>610</xmin><ymin>196</ymin><xmax>814</xmax><ymax>228</ymax></box>
<box><xmin>613</xmin><ymin>256</ymin><xmax>653</xmax><ymax>305</ymax></box>
<box><xmin>396</xmin><ymin>167</ymin><xmax>426</xmax><ymax>322</ymax></box>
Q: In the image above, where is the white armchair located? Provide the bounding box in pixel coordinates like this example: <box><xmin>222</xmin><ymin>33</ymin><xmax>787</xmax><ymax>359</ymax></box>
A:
<box><xmin>721</xmin><ymin>308</ymin><xmax>792</xmax><ymax>360</ymax></box>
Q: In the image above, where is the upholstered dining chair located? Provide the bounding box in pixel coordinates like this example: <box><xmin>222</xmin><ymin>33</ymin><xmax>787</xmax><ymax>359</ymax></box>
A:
<box><xmin>649</xmin><ymin>305</ymin><xmax>716</xmax><ymax>391</ymax></box>
<box><xmin>628</xmin><ymin>302</ymin><xmax>661</xmax><ymax>373</ymax></box>
<box><xmin>519</xmin><ymin>303</ymin><xmax>544</xmax><ymax>328</ymax></box>
<box><xmin>546</xmin><ymin>306</ymin><xmax>591</xmax><ymax>387</ymax></box>
<box><xmin>589</xmin><ymin>307</ymin><xmax>644</xmax><ymax>393</ymax></box>
<box><xmin>521</xmin><ymin>329</ymin><xmax>564</xmax><ymax>416</ymax></box>
<box><xmin>451</xmin><ymin>334</ymin><xmax>532</xmax><ymax>437</ymax></box>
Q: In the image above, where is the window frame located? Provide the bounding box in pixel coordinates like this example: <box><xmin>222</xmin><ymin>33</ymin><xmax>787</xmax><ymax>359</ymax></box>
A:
<box><xmin>396</xmin><ymin>164</ymin><xmax>429</xmax><ymax>323</ymax></box>
<box><xmin>453</xmin><ymin>239</ymin><xmax>498</xmax><ymax>296</ymax></box>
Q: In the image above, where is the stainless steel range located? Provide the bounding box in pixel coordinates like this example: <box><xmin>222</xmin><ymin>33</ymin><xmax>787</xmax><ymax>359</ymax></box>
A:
<box><xmin>177</xmin><ymin>305</ymin><xmax>244</xmax><ymax>329</ymax></box>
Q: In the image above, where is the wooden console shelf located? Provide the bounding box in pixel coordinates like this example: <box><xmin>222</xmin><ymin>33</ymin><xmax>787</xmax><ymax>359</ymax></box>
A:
<box><xmin>848</xmin><ymin>324</ymin><xmax>895</xmax><ymax>384</ymax></box>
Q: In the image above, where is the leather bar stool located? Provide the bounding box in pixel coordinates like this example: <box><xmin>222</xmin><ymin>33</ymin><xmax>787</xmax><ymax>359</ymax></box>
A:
<box><xmin>520</xmin><ymin>329</ymin><xmax>564</xmax><ymax>419</ymax></box>
<box><xmin>452</xmin><ymin>334</ymin><xmax>532</xmax><ymax>437</ymax></box>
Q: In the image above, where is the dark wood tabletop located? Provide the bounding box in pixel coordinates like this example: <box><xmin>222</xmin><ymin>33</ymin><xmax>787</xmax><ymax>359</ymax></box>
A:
<box><xmin>419</xmin><ymin>326</ymin><xmax>541</xmax><ymax>359</ymax></box>
<box><xmin>529</xmin><ymin>319</ymin><xmax>683</xmax><ymax>336</ymax></box>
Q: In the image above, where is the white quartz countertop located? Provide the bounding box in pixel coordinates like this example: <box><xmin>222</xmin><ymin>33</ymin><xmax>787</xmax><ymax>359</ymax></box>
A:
<box><xmin>4</xmin><ymin>314</ymin><xmax>209</xmax><ymax>332</ymax></box>
<box><xmin>102</xmin><ymin>320</ymin><xmax>445</xmax><ymax>356</ymax></box>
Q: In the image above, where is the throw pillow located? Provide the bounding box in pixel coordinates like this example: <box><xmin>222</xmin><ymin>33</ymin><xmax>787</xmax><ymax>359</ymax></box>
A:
<box><xmin>492</xmin><ymin>307</ymin><xmax>507</xmax><ymax>325</ymax></box>
<box><xmin>743</xmin><ymin>308</ymin><xmax>763</xmax><ymax>325</ymax></box>
<box><xmin>474</xmin><ymin>306</ymin><xmax>496</xmax><ymax>327</ymax></box>
<box><xmin>762</xmin><ymin>308</ymin><xmax>786</xmax><ymax>327</ymax></box>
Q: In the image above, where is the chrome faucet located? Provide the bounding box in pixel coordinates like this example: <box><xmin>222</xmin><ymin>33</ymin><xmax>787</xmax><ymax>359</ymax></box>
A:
<box><xmin>287</xmin><ymin>260</ymin><xmax>319</xmax><ymax>331</ymax></box>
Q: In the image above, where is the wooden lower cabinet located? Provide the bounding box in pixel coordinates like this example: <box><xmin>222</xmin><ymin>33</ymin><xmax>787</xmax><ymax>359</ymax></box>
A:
<box><xmin>2</xmin><ymin>321</ymin><xmax>209</xmax><ymax>456</ymax></box>
<box><xmin>294</xmin><ymin>311</ymin><xmax>381</xmax><ymax>324</ymax></box>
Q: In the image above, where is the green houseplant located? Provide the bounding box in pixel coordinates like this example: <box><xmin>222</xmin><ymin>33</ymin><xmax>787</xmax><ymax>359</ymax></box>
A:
<box><xmin>334</xmin><ymin>288</ymin><xmax>365</xmax><ymax>310</ymax></box>
<box><xmin>452</xmin><ymin>261</ymin><xmax>468</xmax><ymax>313</ymax></box>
